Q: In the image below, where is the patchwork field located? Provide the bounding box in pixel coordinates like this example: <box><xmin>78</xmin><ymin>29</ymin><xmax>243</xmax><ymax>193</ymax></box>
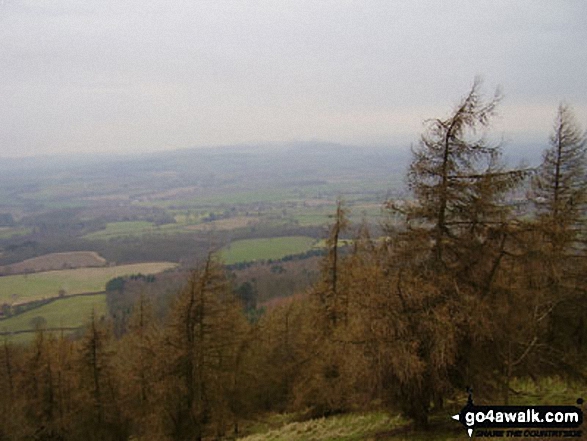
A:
<box><xmin>221</xmin><ymin>236</ymin><xmax>316</xmax><ymax>264</ymax></box>
<box><xmin>0</xmin><ymin>262</ymin><xmax>177</xmax><ymax>304</ymax></box>
<box><xmin>0</xmin><ymin>251</ymin><xmax>107</xmax><ymax>275</ymax></box>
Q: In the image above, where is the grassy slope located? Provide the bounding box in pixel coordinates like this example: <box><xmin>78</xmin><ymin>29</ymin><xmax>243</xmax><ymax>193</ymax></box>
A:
<box><xmin>221</xmin><ymin>236</ymin><xmax>316</xmax><ymax>265</ymax></box>
<box><xmin>0</xmin><ymin>262</ymin><xmax>177</xmax><ymax>303</ymax></box>
<box><xmin>240</xmin><ymin>412</ymin><xmax>407</xmax><ymax>441</ymax></box>
<box><xmin>241</xmin><ymin>379</ymin><xmax>586</xmax><ymax>441</ymax></box>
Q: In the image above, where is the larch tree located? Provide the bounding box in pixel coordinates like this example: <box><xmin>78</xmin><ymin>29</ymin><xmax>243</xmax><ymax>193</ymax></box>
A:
<box><xmin>531</xmin><ymin>103</ymin><xmax>586</xmax><ymax>251</ymax></box>
<box><xmin>0</xmin><ymin>337</ymin><xmax>26</xmax><ymax>439</ymax></box>
<box><xmin>292</xmin><ymin>202</ymin><xmax>368</xmax><ymax>418</ymax></box>
<box><xmin>403</xmin><ymin>77</ymin><xmax>526</xmax><ymax>269</ymax></box>
<box><xmin>162</xmin><ymin>253</ymin><xmax>248</xmax><ymax>440</ymax></box>
<box><xmin>530</xmin><ymin>103</ymin><xmax>587</xmax><ymax>359</ymax></box>
<box><xmin>317</xmin><ymin>198</ymin><xmax>349</xmax><ymax>329</ymax></box>
<box><xmin>116</xmin><ymin>292</ymin><xmax>166</xmax><ymax>439</ymax></box>
<box><xmin>21</xmin><ymin>330</ymin><xmax>59</xmax><ymax>439</ymax></box>
<box><xmin>384</xmin><ymin>78</ymin><xmax>528</xmax><ymax>422</ymax></box>
<box><xmin>76</xmin><ymin>311</ymin><xmax>128</xmax><ymax>441</ymax></box>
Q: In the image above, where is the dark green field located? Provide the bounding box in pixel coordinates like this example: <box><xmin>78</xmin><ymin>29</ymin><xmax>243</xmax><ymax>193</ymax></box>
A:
<box><xmin>221</xmin><ymin>236</ymin><xmax>317</xmax><ymax>264</ymax></box>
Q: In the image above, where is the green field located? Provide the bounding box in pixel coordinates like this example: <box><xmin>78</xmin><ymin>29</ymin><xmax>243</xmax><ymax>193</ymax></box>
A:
<box><xmin>136</xmin><ymin>187</ymin><xmax>296</xmax><ymax>209</ymax></box>
<box><xmin>293</xmin><ymin>213</ymin><xmax>331</xmax><ymax>226</ymax></box>
<box><xmin>0</xmin><ymin>293</ymin><xmax>107</xmax><ymax>344</ymax></box>
<box><xmin>0</xmin><ymin>293</ymin><xmax>107</xmax><ymax>333</ymax></box>
<box><xmin>0</xmin><ymin>262</ymin><xmax>177</xmax><ymax>304</ymax></box>
<box><xmin>221</xmin><ymin>236</ymin><xmax>316</xmax><ymax>264</ymax></box>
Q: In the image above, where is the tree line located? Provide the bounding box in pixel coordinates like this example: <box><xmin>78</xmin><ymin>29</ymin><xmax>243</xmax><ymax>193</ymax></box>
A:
<box><xmin>1</xmin><ymin>79</ymin><xmax>586</xmax><ymax>440</ymax></box>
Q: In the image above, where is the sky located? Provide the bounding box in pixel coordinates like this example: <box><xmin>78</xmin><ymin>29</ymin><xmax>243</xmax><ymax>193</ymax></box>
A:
<box><xmin>1</xmin><ymin>0</ymin><xmax>586</xmax><ymax>157</ymax></box>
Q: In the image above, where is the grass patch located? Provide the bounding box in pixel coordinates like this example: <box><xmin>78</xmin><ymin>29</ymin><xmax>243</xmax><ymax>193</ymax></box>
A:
<box><xmin>0</xmin><ymin>293</ymin><xmax>107</xmax><ymax>343</ymax></box>
<box><xmin>507</xmin><ymin>377</ymin><xmax>587</xmax><ymax>406</ymax></box>
<box><xmin>135</xmin><ymin>188</ymin><xmax>296</xmax><ymax>209</ymax></box>
<box><xmin>221</xmin><ymin>236</ymin><xmax>316</xmax><ymax>264</ymax></box>
<box><xmin>293</xmin><ymin>213</ymin><xmax>330</xmax><ymax>226</ymax></box>
<box><xmin>0</xmin><ymin>262</ymin><xmax>177</xmax><ymax>304</ymax></box>
<box><xmin>240</xmin><ymin>412</ymin><xmax>407</xmax><ymax>441</ymax></box>
<box><xmin>239</xmin><ymin>379</ymin><xmax>586</xmax><ymax>441</ymax></box>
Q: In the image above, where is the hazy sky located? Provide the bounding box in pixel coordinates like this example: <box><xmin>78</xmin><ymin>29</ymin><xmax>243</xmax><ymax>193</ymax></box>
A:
<box><xmin>1</xmin><ymin>0</ymin><xmax>586</xmax><ymax>157</ymax></box>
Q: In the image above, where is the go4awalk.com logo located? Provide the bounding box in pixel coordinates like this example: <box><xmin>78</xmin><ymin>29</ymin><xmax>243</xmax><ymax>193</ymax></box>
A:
<box><xmin>451</xmin><ymin>391</ymin><xmax>584</xmax><ymax>438</ymax></box>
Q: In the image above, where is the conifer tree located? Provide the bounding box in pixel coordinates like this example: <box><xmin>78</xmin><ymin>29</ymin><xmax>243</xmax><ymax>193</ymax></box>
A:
<box><xmin>21</xmin><ymin>330</ymin><xmax>59</xmax><ymax>439</ymax></box>
<box><xmin>384</xmin><ymin>78</ymin><xmax>528</xmax><ymax>423</ymax></box>
<box><xmin>530</xmin><ymin>103</ymin><xmax>587</xmax><ymax>358</ymax></box>
<box><xmin>317</xmin><ymin>199</ymin><xmax>349</xmax><ymax>329</ymax></box>
<box><xmin>76</xmin><ymin>311</ymin><xmax>128</xmax><ymax>441</ymax></box>
<box><xmin>162</xmin><ymin>253</ymin><xmax>247</xmax><ymax>440</ymax></box>
<box><xmin>116</xmin><ymin>292</ymin><xmax>165</xmax><ymax>439</ymax></box>
<box><xmin>531</xmin><ymin>103</ymin><xmax>586</xmax><ymax>250</ymax></box>
<box><xmin>403</xmin><ymin>77</ymin><xmax>525</xmax><ymax>268</ymax></box>
<box><xmin>292</xmin><ymin>205</ymin><xmax>374</xmax><ymax>417</ymax></box>
<box><xmin>0</xmin><ymin>337</ymin><xmax>25</xmax><ymax>439</ymax></box>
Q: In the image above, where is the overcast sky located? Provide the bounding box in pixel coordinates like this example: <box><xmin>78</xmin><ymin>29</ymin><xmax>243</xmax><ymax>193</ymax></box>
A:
<box><xmin>1</xmin><ymin>0</ymin><xmax>586</xmax><ymax>157</ymax></box>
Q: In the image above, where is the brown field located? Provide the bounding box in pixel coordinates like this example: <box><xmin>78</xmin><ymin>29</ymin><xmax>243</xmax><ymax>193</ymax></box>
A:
<box><xmin>0</xmin><ymin>251</ymin><xmax>107</xmax><ymax>275</ymax></box>
<box><xmin>186</xmin><ymin>216</ymin><xmax>260</xmax><ymax>231</ymax></box>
